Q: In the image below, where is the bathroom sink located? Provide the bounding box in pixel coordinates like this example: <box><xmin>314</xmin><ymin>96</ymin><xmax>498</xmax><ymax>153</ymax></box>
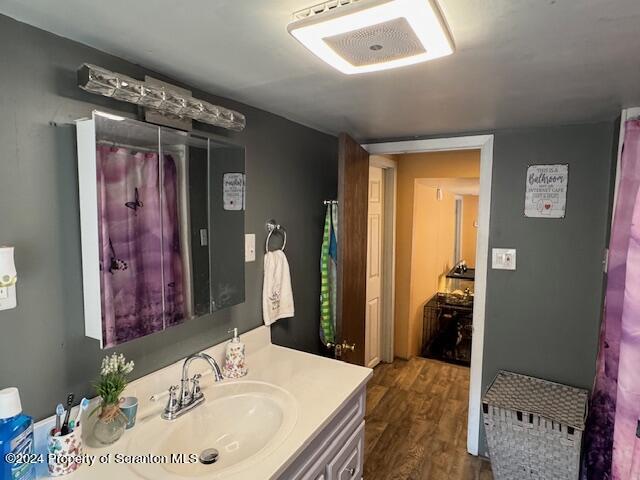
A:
<box><xmin>127</xmin><ymin>381</ymin><xmax>298</xmax><ymax>479</ymax></box>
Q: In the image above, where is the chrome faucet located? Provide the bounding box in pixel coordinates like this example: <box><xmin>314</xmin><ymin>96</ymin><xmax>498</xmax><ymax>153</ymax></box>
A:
<box><xmin>159</xmin><ymin>352</ymin><xmax>224</xmax><ymax>420</ymax></box>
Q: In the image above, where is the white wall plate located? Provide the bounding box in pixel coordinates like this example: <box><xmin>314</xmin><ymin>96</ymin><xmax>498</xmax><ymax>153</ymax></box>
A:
<box><xmin>492</xmin><ymin>248</ymin><xmax>516</xmax><ymax>270</ymax></box>
<box><xmin>0</xmin><ymin>285</ymin><xmax>17</xmax><ymax>310</ymax></box>
<box><xmin>245</xmin><ymin>234</ymin><xmax>256</xmax><ymax>262</ymax></box>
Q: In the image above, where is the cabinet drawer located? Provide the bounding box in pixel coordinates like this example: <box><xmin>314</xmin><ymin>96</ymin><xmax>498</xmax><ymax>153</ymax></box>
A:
<box><xmin>327</xmin><ymin>421</ymin><xmax>364</xmax><ymax>480</ymax></box>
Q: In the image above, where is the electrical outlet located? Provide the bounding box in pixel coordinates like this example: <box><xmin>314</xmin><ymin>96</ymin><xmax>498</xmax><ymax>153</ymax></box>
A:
<box><xmin>0</xmin><ymin>285</ymin><xmax>17</xmax><ymax>310</ymax></box>
<box><xmin>245</xmin><ymin>234</ymin><xmax>256</xmax><ymax>262</ymax></box>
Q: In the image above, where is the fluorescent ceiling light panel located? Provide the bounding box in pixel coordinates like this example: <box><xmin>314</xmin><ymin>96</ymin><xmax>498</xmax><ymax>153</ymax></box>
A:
<box><xmin>288</xmin><ymin>0</ymin><xmax>454</xmax><ymax>74</ymax></box>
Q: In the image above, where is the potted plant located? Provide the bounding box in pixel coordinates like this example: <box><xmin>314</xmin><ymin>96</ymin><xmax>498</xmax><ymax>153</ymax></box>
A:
<box><xmin>92</xmin><ymin>353</ymin><xmax>134</xmax><ymax>445</ymax></box>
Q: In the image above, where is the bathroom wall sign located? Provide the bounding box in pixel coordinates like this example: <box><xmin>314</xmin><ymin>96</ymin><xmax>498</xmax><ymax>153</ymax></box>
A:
<box><xmin>524</xmin><ymin>164</ymin><xmax>568</xmax><ymax>218</ymax></box>
<box><xmin>223</xmin><ymin>173</ymin><xmax>246</xmax><ymax>211</ymax></box>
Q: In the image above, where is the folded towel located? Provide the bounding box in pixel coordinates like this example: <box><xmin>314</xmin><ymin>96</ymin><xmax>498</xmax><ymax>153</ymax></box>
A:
<box><xmin>263</xmin><ymin>250</ymin><xmax>294</xmax><ymax>325</ymax></box>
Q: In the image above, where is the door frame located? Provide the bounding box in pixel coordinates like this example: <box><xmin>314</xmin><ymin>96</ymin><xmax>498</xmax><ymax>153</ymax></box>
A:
<box><xmin>364</xmin><ymin>135</ymin><xmax>494</xmax><ymax>457</ymax></box>
<box><xmin>369</xmin><ymin>155</ymin><xmax>397</xmax><ymax>364</ymax></box>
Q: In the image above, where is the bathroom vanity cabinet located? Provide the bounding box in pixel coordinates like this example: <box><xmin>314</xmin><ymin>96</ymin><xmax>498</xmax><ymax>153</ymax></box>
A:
<box><xmin>31</xmin><ymin>327</ymin><xmax>371</xmax><ymax>480</ymax></box>
<box><xmin>278</xmin><ymin>388</ymin><xmax>366</xmax><ymax>480</ymax></box>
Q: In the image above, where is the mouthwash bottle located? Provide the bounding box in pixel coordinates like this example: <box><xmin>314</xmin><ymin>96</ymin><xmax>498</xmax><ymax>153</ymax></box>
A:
<box><xmin>0</xmin><ymin>388</ymin><xmax>35</xmax><ymax>480</ymax></box>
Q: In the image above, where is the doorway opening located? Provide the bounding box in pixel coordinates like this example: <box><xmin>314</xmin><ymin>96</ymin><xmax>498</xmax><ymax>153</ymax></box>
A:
<box><xmin>416</xmin><ymin>177</ymin><xmax>479</xmax><ymax>368</ymax></box>
<box><xmin>363</xmin><ymin>135</ymin><xmax>494</xmax><ymax>456</ymax></box>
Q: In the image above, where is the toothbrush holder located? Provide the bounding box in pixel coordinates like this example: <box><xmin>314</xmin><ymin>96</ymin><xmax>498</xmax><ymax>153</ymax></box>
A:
<box><xmin>47</xmin><ymin>427</ymin><xmax>83</xmax><ymax>477</ymax></box>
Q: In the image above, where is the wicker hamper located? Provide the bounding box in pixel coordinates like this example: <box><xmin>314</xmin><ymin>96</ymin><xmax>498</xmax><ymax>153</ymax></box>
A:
<box><xmin>482</xmin><ymin>371</ymin><xmax>589</xmax><ymax>480</ymax></box>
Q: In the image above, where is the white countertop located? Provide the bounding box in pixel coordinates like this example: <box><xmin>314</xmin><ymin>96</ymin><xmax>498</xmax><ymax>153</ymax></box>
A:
<box><xmin>35</xmin><ymin>327</ymin><xmax>372</xmax><ymax>479</ymax></box>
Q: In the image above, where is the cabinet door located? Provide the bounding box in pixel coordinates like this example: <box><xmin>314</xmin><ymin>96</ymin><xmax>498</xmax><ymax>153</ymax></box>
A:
<box><xmin>327</xmin><ymin>421</ymin><xmax>364</xmax><ymax>480</ymax></box>
<box><xmin>94</xmin><ymin>119</ymin><xmax>169</xmax><ymax>348</ymax></box>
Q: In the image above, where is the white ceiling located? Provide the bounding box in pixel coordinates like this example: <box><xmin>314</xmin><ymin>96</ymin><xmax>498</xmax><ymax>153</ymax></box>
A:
<box><xmin>1</xmin><ymin>0</ymin><xmax>639</xmax><ymax>140</ymax></box>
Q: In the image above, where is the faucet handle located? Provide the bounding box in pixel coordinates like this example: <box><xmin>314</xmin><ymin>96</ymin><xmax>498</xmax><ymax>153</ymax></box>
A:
<box><xmin>150</xmin><ymin>385</ymin><xmax>179</xmax><ymax>402</ymax></box>
<box><xmin>165</xmin><ymin>385</ymin><xmax>180</xmax><ymax>415</ymax></box>
<box><xmin>191</xmin><ymin>374</ymin><xmax>203</xmax><ymax>401</ymax></box>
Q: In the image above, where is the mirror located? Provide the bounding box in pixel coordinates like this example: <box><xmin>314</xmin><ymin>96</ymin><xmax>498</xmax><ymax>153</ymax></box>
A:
<box><xmin>77</xmin><ymin>112</ymin><xmax>245</xmax><ymax>348</ymax></box>
<box><xmin>160</xmin><ymin>127</ymin><xmax>246</xmax><ymax>318</ymax></box>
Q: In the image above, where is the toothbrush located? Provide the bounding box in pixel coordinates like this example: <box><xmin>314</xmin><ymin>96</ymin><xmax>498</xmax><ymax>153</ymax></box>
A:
<box><xmin>60</xmin><ymin>393</ymin><xmax>75</xmax><ymax>435</ymax></box>
<box><xmin>55</xmin><ymin>404</ymin><xmax>65</xmax><ymax>433</ymax></box>
<box><xmin>71</xmin><ymin>397</ymin><xmax>89</xmax><ymax>430</ymax></box>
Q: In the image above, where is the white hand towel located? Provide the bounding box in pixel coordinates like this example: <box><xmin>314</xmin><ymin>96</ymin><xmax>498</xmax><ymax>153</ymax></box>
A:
<box><xmin>263</xmin><ymin>250</ymin><xmax>295</xmax><ymax>325</ymax></box>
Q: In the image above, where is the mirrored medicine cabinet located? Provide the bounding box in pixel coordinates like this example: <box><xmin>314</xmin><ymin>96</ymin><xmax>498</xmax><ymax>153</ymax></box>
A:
<box><xmin>77</xmin><ymin>111</ymin><xmax>246</xmax><ymax>348</ymax></box>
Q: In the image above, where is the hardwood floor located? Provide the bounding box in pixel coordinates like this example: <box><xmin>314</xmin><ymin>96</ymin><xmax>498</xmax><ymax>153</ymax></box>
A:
<box><xmin>364</xmin><ymin>357</ymin><xmax>493</xmax><ymax>480</ymax></box>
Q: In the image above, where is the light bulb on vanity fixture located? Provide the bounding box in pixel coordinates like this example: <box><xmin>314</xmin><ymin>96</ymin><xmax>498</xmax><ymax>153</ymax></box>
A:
<box><xmin>0</xmin><ymin>246</ymin><xmax>18</xmax><ymax>311</ymax></box>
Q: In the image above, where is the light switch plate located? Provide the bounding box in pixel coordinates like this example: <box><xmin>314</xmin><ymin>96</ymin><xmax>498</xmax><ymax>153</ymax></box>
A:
<box><xmin>199</xmin><ymin>229</ymin><xmax>208</xmax><ymax>247</ymax></box>
<box><xmin>245</xmin><ymin>234</ymin><xmax>256</xmax><ymax>262</ymax></box>
<box><xmin>492</xmin><ymin>248</ymin><xmax>516</xmax><ymax>270</ymax></box>
<box><xmin>0</xmin><ymin>285</ymin><xmax>17</xmax><ymax>310</ymax></box>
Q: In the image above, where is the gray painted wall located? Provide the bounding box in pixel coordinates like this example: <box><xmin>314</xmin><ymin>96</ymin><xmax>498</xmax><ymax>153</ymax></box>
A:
<box><xmin>0</xmin><ymin>15</ymin><xmax>337</xmax><ymax>420</ymax></box>
<box><xmin>480</xmin><ymin>123</ymin><xmax>615</xmax><ymax>453</ymax></box>
<box><xmin>0</xmin><ymin>15</ymin><xmax>616</xmax><ymax>456</ymax></box>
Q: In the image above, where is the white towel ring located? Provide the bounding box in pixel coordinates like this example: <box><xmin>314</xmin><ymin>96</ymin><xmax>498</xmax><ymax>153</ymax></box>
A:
<box><xmin>265</xmin><ymin>219</ymin><xmax>287</xmax><ymax>253</ymax></box>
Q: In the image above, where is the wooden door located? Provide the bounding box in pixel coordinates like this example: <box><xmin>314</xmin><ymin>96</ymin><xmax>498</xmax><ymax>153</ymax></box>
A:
<box><xmin>337</xmin><ymin>133</ymin><xmax>369</xmax><ymax>365</ymax></box>
<box><xmin>365</xmin><ymin>166</ymin><xmax>383</xmax><ymax>368</ymax></box>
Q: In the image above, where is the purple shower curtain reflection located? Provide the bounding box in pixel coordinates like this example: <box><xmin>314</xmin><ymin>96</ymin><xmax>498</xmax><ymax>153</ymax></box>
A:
<box><xmin>96</xmin><ymin>145</ymin><xmax>185</xmax><ymax>348</ymax></box>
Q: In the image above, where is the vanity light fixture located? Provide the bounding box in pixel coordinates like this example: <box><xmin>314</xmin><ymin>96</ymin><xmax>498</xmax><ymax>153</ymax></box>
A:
<box><xmin>288</xmin><ymin>0</ymin><xmax>454</xmax><ymax>74</ymax></box>
<box><xmin>0</xmin><ymin>246</ymin><xmax>17</xmax><ymax>311</ymax></box>
<box><xmin>77</xmin><ymin>64</ymin><xmax>246</xmax><ymax>131</ymax></box>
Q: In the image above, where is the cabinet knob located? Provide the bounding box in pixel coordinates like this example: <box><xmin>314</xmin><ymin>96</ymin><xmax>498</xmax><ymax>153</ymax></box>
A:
<box><xmin>346</xmin><ymin>466</ymin><xmax>356</xmax><ymax>476</ymax></box>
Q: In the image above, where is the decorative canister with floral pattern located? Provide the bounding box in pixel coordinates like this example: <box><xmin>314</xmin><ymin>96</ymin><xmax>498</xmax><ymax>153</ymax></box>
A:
<box><xmin>222</xmin><ymin>328</ymin><xmax>247</xmax><ymax>379</ymax></box>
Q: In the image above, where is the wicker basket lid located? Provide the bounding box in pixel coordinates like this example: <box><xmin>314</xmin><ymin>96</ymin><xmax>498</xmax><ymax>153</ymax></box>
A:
<box><xmin>483</xmin><ymin>371</ymin><xmax>588</xmax><ymax>430</ymax></box>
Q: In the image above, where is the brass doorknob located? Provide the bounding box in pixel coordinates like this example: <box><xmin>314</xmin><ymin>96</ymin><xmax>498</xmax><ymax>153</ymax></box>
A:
<box><xmin>326</xmin><ymin>341</ymin><xmax>355</xmax><ymax>351</ymax></box>
<box><xmin>341</xmin><ymin>341</ymin><xmax>356</xmax><ymax>352</ymax></box>
<box><xmin>326</xmin><ymin>341</ymin><xmax>356</xmax><ymax>359</ymax></box>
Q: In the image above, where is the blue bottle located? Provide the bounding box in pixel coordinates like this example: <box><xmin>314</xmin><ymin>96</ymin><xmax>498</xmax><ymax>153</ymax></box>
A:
<box><xmin>0</xmin><ymin>388</ymin><xmax>35</xmax><ymax>480</ymax></box>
